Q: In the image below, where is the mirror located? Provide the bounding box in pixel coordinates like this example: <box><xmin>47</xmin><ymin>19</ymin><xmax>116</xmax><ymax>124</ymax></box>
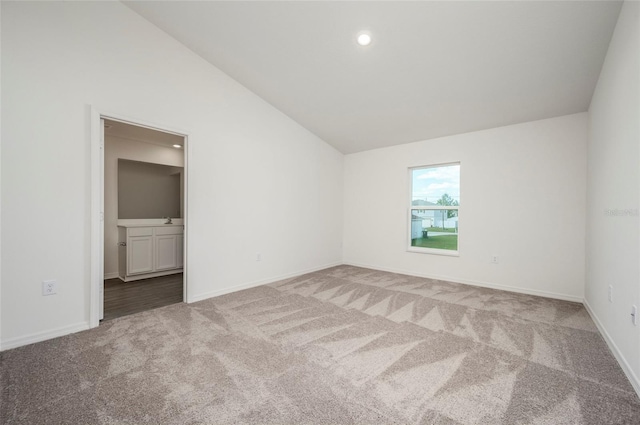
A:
<box><xmin>118</xmin><ymin>159</ymin><xmax>183</xmax><ymax>219</ymax></box>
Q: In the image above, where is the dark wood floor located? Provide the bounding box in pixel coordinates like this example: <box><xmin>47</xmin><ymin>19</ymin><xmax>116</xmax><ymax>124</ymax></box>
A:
<box><xmin>103</xmin><ymin>273</ymin><xmax>183</xmax><ymax>321</ymax></box>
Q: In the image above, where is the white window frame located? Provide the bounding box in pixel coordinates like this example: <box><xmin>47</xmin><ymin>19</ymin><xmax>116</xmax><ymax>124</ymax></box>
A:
<box><xmin>407</xmin><ymin>162</ymin><xmax>460</xmax><ymax>256</ymax></box>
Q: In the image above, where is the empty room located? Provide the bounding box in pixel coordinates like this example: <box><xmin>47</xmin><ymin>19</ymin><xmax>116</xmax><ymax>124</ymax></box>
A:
<box><xmin>1</xmin><ymin>1</ymin><xmax>639</xmax><ymax>424</ymax></box>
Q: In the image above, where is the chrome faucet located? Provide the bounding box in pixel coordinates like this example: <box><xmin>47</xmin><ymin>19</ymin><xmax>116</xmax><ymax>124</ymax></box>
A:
<box><xmin>164</xmin><ymin>217</ymin><xmax>173</xmax><ymax>224</ymax></box>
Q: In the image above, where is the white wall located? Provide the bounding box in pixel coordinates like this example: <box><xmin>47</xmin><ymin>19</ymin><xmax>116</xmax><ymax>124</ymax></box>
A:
<box><xmin>1</xmin><ymin>2</ymin><xmax>343</xmax><ymax>348</ymax></box>
<box><xmin>585</xmin><ymin>1</ymin><xmax>639</xmax><ymax>393</ymax></box>
<box><xmin>344</xmin><ymin>113</ymin><xmax>587</xmax><ymax>301</ymax></box>
<box><xmin>104</xmin><ymin>136</ymin><xmax>184</xmax><ymax>279</ymax></box>
<box><xmin>0</xmin><ymin>3</ymin><xmax>3</xmax><ymax>345</ymax></box>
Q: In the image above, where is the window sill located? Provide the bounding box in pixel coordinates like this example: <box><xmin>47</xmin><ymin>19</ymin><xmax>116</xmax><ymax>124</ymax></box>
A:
<box><xmin>407</xmin><ymin>247</ymin><xmax>459</xmax><ymax>257</ymax></box>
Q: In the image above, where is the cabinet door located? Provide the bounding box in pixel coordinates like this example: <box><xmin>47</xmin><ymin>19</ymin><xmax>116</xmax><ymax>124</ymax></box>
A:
<box><xmin>128</xmin><ymin>236</ymin><xmax>154</xmax><ymax>275</ymax></box>
<box><xmin>176</xmin><ymin>235</ymin><xmax>184</xmax><ymax>268</ymax></box>
<box><xmin>156</xmin><ymin>235</ymin><xmax>178</xmax><ymax>271</ymax></box>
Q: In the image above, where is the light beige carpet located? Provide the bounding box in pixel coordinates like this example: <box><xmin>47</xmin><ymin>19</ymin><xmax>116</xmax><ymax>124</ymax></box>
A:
<box><xmin>2</xmin><ymin>265</ymin><xmax>639</xmax><ymax>424</ymax></box>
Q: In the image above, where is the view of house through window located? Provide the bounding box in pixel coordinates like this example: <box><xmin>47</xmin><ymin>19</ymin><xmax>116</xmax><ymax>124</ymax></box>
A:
<box><xmin>410</xmin><ymin>163</ymin><xmax>460</xmax><ymax>252</ymax></box>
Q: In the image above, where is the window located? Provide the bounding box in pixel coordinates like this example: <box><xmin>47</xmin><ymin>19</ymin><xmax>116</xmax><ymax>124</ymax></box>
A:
<box><xmin>409</xmin><ymin>163</ymin><xmax>460</xmax><ymax>254</ymax></box>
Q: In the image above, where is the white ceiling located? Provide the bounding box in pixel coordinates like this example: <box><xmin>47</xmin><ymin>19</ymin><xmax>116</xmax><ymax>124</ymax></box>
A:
<box><xmin>124</xmin><ymin>1</ymin><xmax>622</xmax><ymax>154</ymax></box>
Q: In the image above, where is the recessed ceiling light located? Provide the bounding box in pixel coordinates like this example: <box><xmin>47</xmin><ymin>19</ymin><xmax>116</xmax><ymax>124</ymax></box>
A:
<box><xmin>173</xmin><ymin>144</ymin><xmax>182</xmax><ymax>148</ymax></box>
<box><xmin>357</xmin><ymin>33</ymin><xmax>371</xmax><ymax>46</ymax></box>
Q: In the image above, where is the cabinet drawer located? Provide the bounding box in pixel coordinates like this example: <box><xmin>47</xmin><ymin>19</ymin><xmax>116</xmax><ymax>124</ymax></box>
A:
<box><xmin>128</xmin><ymin>227</ymin><xmax>153</xmax><ymax>237</ymax></box>
<box><xmin>154</xmin><ymin>226</ymin><xmax>184</xmax><ymax>236</ymax></box>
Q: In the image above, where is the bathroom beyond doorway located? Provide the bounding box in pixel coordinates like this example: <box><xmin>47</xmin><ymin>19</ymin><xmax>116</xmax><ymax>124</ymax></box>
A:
<box><xmin>102</xmin><ymin>118</ymin><xmax>186</xmax><ymax>321</ymax></box>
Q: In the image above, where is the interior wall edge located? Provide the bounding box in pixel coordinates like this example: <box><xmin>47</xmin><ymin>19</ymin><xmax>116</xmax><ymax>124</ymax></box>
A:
<box><xmin>584</xmin><ymin>298</ymin><xmax>640</xmax><ymax>398</ymax></box>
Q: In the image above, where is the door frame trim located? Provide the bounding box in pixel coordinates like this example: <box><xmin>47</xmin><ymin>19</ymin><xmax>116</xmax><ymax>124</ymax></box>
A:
<box><xmin>89</xmin><ymin>106</ymin><xmax>191</xmax><ymax>328</ymax></box>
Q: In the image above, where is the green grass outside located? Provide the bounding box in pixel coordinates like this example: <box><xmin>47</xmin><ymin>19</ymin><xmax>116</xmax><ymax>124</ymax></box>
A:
<box><xmin>425</xmin><ymin>227</ymin><xmax>457</xmax><ymax>233</ymax></box>
<box><xmin>411</xmin><ymin>235</ymin><xmax>458</xmax><ymax>250</ymax></box>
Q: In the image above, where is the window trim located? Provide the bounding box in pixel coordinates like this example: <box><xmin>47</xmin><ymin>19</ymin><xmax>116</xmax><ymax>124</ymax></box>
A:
<box><xmin>407</xmin><ymin>162</ymin><xmax>460</xmax><ymax>256</ymax></box>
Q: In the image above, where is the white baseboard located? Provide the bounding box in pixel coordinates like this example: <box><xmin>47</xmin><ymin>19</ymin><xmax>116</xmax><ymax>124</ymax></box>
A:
<box><xmin>104</xmin><ymin>272</ymin><xmax>119</xmax><ymax>280</ymax></box>
<box><xmin>342</xmin><ymin>261</ymin><xmax>583</xmax><ymax>303</ymax></box>
<box><xmin>583</xmin><ymin>299</ymin><xmax>640</xmax><ymax>398</ymax></box>
<box><xmin>1</xmin><ymin>263</ymin><xmax>342</xmax><ymax>351</ymax></box>
<box><xmin>188</xmin><ymin>261</ymin><xmax>342</xmax><ymax>303</ymax></box>
<box><xmin>0</xmin><ymin>321</ymin><xmax>90</xmax><ymax>351</ymax></box>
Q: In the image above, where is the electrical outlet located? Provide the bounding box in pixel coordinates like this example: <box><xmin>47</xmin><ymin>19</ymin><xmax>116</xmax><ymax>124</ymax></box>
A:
<box><xmin>632</xmin><ymin>305</ymin><xmax>637</xmax><ymax>326</ymax></box>
<box><xmin>42</xmin><ymin>280</ymin><xmax>57</xmax><ymax>296</ymax></box>
<box><xmin>256</xmin><ymin>253</ymin><xmax>261</xmax><ymax>262</ymax></box>
<box><xmin>608</xmin><ymin>285</ymin><xmax>613</xmax><ymax>303</ymax></box>
<box><xmin>491</xmin><ymin>255</ymin><xmax>499</xmax><ymax>264</ymax></box>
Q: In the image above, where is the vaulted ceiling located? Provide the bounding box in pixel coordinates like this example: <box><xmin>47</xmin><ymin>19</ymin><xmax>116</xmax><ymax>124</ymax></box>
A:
<box><xmin>124</xmin><ymin>1</ymin><xmax>622</xmax><ymax>154</ymax></box>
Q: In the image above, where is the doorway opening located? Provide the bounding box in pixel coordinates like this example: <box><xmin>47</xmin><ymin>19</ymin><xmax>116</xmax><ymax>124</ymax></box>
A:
<box><xmin>90</xmin><ymin>109</ymin><xmax>190</xmax><ymax>327</ymax></box>
<box><xmin>102</xmin><ymin>120</ymin><xmax>185</xmax><ymax>320</ymax></box>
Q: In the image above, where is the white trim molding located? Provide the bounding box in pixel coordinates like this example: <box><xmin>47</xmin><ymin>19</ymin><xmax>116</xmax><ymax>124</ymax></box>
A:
<box><xmin>89</xmin><ymin>106</ymin><xmax>192</xmax><ymax>328</ymax></box>
<box><xmin>584</xmin><ymin>299</ymin><xmax>640</xmax><ymax>398</ymax></box>
<box><xmin>89</xmin><ymin>106</ymin><xmax>103</xmax><ymax>328</ymax></box>
<box><xmin>1</xmin><ymin>322</ymin><xmax>90</xmax><ymax>351</ymax></box>
<box><xmin>342</xmin><ymin>261</ymin><xmax>584</xmax><ymax>303</ymax></box>
<box><xmin>189</xmin><ymin>262</ymin><xmax>342</xmax><ymax>303</ymax></box>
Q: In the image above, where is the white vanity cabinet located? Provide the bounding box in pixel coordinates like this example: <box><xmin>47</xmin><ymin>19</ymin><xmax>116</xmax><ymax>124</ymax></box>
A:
<box><xmin>118</xmin><ymin>225</ymin><xmax>184</xmax><ymax>282</ymax></box>
<box><xmin>127</xmin><ymin>228</ymin><xmax>154</xmax><ymax>275</ymax></box>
